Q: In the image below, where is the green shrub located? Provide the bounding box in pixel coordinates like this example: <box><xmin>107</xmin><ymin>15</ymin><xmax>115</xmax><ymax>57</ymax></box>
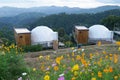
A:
<box><xmin>0</xmin><ymin>44</ymin><xmax>28</xmax><ymax>80</ymax></box>
<box><xmin>22</xmin><ymin>44</ymin><xmax>43</xmax><ymax>52</ymax></box>
<box><xmin>65</xmin><ymin>41</ymin><xmax>74</xmax><ymax>47</ymax></box>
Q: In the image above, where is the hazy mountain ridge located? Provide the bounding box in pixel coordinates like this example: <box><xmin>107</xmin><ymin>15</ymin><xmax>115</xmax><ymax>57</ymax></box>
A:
<box><xmin>0</xmin><ymin>5</ymin><xmax>120</xmax><ymax>17</ymax></box>
<box><xmin>0</xmin><ymin>12</ymin><xmax>46</xmax><ymax>26</ymax></box>
<box><xmin>29</xmin><ymin>9</ymin><xmax>120</xmax><ymax>33</ymax></box>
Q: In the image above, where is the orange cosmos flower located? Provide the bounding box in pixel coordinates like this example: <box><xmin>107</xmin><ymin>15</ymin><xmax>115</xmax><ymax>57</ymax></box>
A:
<box><xmin>109</xmin><ymin>67</ymin><xmax>113</xmax><ymax>72</ymax></box>
<box><xmin>103</xmin><ymin>68</ymin><xmax>109</xmax><ymax>73</ymax></box>
<box><xmin>115</xmin><ymin>41</ymin><xmax>120</xmax><ymax>46</ymax></box>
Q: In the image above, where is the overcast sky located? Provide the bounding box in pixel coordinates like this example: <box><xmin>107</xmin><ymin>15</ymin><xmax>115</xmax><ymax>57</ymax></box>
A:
<box><xmin>0</xmin><ymin>0</ymin><xmax>120</xmax><ymax>8</ymax></box>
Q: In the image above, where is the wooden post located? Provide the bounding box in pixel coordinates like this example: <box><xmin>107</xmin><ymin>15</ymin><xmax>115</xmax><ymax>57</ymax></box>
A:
<box><xmin>53</xmin><ymin>40</ymin><xmax>58</xmax><ymax>50</ymax></box>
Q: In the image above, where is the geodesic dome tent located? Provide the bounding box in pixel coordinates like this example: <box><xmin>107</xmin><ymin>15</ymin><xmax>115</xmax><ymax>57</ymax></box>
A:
<box><xmin>31</xmin><ymin>26</ymin><xmax>58</xmax><ymax>47</ymax></box>
<box><xmin>89</xmin><ymin>25</ymin><xmax>113</xmax><ymax>41</ymax></box>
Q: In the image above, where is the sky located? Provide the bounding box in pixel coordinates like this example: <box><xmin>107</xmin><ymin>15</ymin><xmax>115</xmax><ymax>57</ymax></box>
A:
<box><xmin>0</xmin><ymin>0</ymin><xmax>120</xmax><ymax>8</ymax></box>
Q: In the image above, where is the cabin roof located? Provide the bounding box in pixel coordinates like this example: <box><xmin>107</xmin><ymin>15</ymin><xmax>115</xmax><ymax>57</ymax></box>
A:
<box><xmin>14</xmin><ymin>28</ymin><xmax>30</xmax><ymax>34</ymax></box>
<box><xmin>75</xmin><ymin>26</ymin><xmax>88</xmax><ymax>30</ymax></box>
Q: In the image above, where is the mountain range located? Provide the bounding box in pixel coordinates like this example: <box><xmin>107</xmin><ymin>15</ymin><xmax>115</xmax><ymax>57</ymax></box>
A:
<box><xmin>0</xmin><ymin>5</ymin><xmax>120</xmax><ymax>17</ymax></box>
<box><xmin>0</xmin><ymin>5</ymin><xmax>120</xmax><ymax>42</ymax></box>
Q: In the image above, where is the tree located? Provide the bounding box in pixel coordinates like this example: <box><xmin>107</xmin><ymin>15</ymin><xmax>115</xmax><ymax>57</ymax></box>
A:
<box><xmin>101</xmin><ymin>15</ymin><xmax>120</xmax><ymax>30</ymax></box>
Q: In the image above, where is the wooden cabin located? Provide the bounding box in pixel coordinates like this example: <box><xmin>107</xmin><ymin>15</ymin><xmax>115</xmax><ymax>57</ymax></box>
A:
<box><xmin>75</xmin><ymin>26</ymin><xmax>89</xmax><ymax>44</ymax></box>
<box><xmin>14</xmin><ymin>28</ymin><xmax>31</xmax><ymax>46</ymax></box>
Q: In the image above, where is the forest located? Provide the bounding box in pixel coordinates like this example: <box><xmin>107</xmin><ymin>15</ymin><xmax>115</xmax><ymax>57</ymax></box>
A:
<box><xmin>0</xmin><ymin>9</ymin><xmax>120</xmax><ymax>44</ymax></box>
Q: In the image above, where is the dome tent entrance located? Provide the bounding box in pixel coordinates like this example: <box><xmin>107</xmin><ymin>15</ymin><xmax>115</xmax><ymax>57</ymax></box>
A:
<box><xmin>31</xmin><ymin>26</ymin><xmax>58</xmax><ymax>47</ymax></box>
<box><xmin>89</xmin><ymin>24</ymin><xmax>113</xmax><ymax>42</ymax></box>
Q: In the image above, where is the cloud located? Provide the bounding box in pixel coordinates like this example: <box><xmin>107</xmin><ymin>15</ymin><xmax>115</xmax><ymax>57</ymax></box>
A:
<box><xmin>0</xmin><ymin>0</ymin><xmax>32</xmax><ymax>3</ymax></box>
<box><xmin>96</xmin><ymin>0</ymin><xmax>120</xmax><ymax>4</ymax></box>
<box><xmin>0</xmin><ymin>0</ymin><xmax>119</xmax><ymax>8</ymax></box>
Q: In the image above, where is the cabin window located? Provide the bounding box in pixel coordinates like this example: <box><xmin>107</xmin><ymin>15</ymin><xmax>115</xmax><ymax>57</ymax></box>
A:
<box><xmin>19</xmin><ymin>36</ymin><xmax>23</xmax><ymax>38</ymax></box>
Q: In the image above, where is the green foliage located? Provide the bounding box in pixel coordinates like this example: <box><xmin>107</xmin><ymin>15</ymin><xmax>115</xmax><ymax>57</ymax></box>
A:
<box><xmin>101</xmin><ymin>15</ymin><xmax>120</xmax><ymax>30</ymax></box>
<box><xmin>30</xmin><ymin>9</ymin><xmax>120</xmax><ymax>34</ymax></box>
<box><xmin>0</xmin><ymin>44</ymin><xmax>28</xmax><ymax>80</ymax></box>
<box><xmin>22</xmin><ymin>44</ymin><xmax>43</xmax><ymax>52</ymax></box>
<box><xmin>0</xmin><ymin>27</ymin><xmax>14</xmax><ymax>44</ymax></box>
<box><xmin>64</xmin><ymin>41</ymin><xmax>74</xmax><ymax>47</ymax></box>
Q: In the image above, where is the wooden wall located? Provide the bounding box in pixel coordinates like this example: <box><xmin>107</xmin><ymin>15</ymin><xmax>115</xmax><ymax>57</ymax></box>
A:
<box><xmin>14</xmin><ymin>32</ymin><xmax>31</xmax><ymax>46</ymax></box>
<box><xmin>75</xmin><ymin>28</ymin><xmax>88</xmax><ymax>44</ymax></box>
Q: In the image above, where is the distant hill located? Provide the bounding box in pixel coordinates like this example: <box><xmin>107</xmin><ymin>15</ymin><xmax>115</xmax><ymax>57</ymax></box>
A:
<box><xmin>29</xmin><ymin>9</ymin><xmax>120</xmax><ymax>33</ymax></box>
<box><xmin>0</xmin><ymin>12</ymin><xmax>46</xmax><ymax>27</ymax></box>
<box><xmin>0</xmin><ymin>22</ymin><xmax>12</xmax><ymax>28</ymax></box>
<box><xmin>0</xmin><ymin>5</ymin><xmax>120</xmax><ymax>17</ymax></box>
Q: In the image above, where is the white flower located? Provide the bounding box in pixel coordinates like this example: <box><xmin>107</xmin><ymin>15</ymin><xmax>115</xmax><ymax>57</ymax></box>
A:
<box><xmin>73</xmin><ymin>49</ymin><xmax>77</xmax><ymax>52</ymax></box>
<box><xmin>22</xmin><ymin>72</ymin><xmax>27</xmax><ymax>76</ymax></box>
<box><xmin>18</xmin><ymin>77</ymin><xmax>22</xmax><ymax>80</ymax></box>
<box><xmin>81</xmin><ymin>49</ymin><xmax>84</xmax><ymax>52</ymax></box>
<box><xmin>59</xmin><ymin>73</ymin><xmax>64</xmax><ymax>77</ymax></box>
<box><xmin>52</xmin><ymin>63</ymin><xmax>57</xmax><ymax>67</ymax></box>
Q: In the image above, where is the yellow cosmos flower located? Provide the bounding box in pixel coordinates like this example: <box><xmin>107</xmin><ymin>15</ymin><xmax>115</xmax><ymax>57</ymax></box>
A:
<box><xmin>90</xmin><ymin>53</ymin><xmax>93</xmax><ymax>59</ymax></box>
<box><xmin>71</xmin><ymin>47</ymin><xmax>75</xmax><ymax>50</ymax></box>
<box><xmin>114</xmin><ymin>54</ymin><xmax>118</xmax><ymax>64</ymax></box>
<box><xmin>76</xmin><ymin>55</ymin><xmax>81</xmax><ymax>60</ymax></box>
<box><xmin>54</xmin><ymin>66</ymin><xmax>59</xmax><ymax>71</ymax></box>
<box><xmin>72</xmin><ymin>52</ymin><xmax>74</xmax><ymax>56</ymax></box>
<box><xmin>46</xmin><ymin>55</ymin><xmax>50</xmax><ymax>60</ymax></box>
<box><xmin>71</xmin><ymin>77</ymin><xmax>76</xmax><ymax>80</ymax></box>
<box><xmin>44</xmin><ymin>75</ymin><xmax>50</xmax><ymax>80</ymax></box>
<box><xmin>72</xmin><ymin>64</ymin><xmax>79</xmax><ymax>71</ymax></box>
<box><xmin>39</xmin><ymin>55</ymin><xmax>43</xmax><ymax>59</ymax></box>
<box><xmin>118</xmin><ymin>47</ymin><xmax>120</xmax><ymax>51</ymax></box>
<box><xmin>91</xmin><ymin>73</ymin><xmax>94</xmax><ymax>76</ymax></box>
<box><xmin>74</xmin><ymin>71</ymin><xmax>78</xmax><ymax>76</ymax></box>
<box><xmin>91</xmin><ymin>77</ymin><xmax>96</xmax><ymax>80</ymax></box>
<box><xmin>114</xmin><ymin>76</ymin><xmax>118</xmax><ymax>80</ymax></box>
<box><xmin>97</xmin><ymin>41</ymin><xmax>101</xmax><ymax>46</ymax></box>
<box><xmin>105</xmin><ymin>55</ymin><xmax>108</xmax><ymax>59</ymax></box>
<box><xmin>33</xmin><ymin>68</ymin><xmax>36</xmax><ymax>71</ymax></box>
<box><xmin>102</xmin><ymin>51</ymin><xmax>107</xmax><ymax>54</ymax></box>
<box><xmin>98</xmin><ymin>71</ymin><xmax>102</xmax><ymax>78</ymax></box>
<box><xmin>55</xmin><ymin>57</ymin><xmax>61</xmax><ymax>65</ymax></box>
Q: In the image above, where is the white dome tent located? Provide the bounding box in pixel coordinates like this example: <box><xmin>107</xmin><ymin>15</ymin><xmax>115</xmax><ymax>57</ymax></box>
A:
<box><xmin>31</xmin><ymin>26</ymin><xmax>58</xmax><ymax>47</ymax></box>
<box><xmin>89</xmin><ymin>24</ymin><xmax>113</xmax><ymax>42</ymax></box>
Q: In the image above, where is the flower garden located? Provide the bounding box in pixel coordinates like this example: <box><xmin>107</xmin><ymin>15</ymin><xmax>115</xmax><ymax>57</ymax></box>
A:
<box><xmin>0</xmin><ymin>42</ymin><xmax>120</xmax><ymax>80</ymax></box>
